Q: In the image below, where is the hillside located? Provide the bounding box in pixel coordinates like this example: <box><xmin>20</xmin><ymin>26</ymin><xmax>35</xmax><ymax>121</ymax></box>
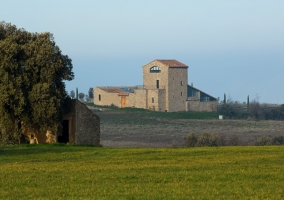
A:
<box><xmin>86</xmin><ymin>104</ymin><xmax>284</xmax><ymax>147</ymax></box>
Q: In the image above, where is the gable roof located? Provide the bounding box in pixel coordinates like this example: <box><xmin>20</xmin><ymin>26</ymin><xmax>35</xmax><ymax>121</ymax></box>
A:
<box><xmin>156</xmin><ymin>59</ymin><xmax>188</xmax><ymax>68</ymax></box>
<box><xmin>98</xmin><ymin>87</ymin><xmax>134</xmax><ymax>95</ymax></box>
<box><xmin>188</xmin><ymin>84</ymin><xmax>217</xmax><ymax>100</ymax></box>
<box><xmin>100</xmin><ymin>87</ymin><xmax>124</xmax><ymax>93</ymax></box>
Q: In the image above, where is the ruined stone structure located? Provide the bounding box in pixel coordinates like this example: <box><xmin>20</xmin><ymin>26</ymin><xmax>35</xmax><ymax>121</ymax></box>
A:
<box><xmin>94</xmin><ymin>60</ymin><xmax>217</xmax><ymax>112</ymax></box>
<box><xmin>22</xmin><ymin>100</ymin><xmax>100</xmax><ymax>145</ymax></box>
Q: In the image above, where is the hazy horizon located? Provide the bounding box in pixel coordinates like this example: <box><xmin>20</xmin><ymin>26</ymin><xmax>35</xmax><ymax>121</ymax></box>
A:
<box><xmin>2</xmin><ymin>0</ymin><xmax>284</xmax><ymax>103</ymax></box>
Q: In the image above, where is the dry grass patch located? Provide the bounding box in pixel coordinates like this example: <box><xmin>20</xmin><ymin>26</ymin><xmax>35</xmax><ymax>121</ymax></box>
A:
<box><xmin>98</xmin><ymin>108</ymin><xmax>284</xmax><ymax>147</ymax></box>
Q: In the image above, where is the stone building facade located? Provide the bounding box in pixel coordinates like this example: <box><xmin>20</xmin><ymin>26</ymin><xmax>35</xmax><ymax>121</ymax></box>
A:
<box><xmin>94</xmin><ymin>59</ymin><xmax>217</xmax><ymax>112</ymax></box>
<box><xmin>187</xmin><ymin>85</ymin><xmax>217</xmax><ymax>112</ymax></box>
<box><xmin>22</xmin><ymin>100</ymin><xmax>100</xmax><ymax>145</ymax></box>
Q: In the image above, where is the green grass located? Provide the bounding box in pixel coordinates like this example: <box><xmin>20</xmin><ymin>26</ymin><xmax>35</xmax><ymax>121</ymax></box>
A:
<box><xmin>147</xmin><ymin>110</ymin><xmax>219</xmax><ymax>119</ymax></box>
<box><xmin>87</xmin><ymin>103</ymin><xmax>219</xmax><ymax>125</ymax></box>
<box><xmin>1</xmin><ymin>145</ymin><xmax>284</xmax><ymax>199</ymax></box>
<box><xmin>87</xmin><ymin>102</ymin><xmax>218</xmax><ymax>118</ymax></box>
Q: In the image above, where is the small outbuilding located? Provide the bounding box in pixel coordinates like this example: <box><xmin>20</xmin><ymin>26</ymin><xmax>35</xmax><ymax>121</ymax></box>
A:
<box><xmin>22</xmin><ymin>100</ymin><xmax>100</xmax><ymax>146</ymax></box>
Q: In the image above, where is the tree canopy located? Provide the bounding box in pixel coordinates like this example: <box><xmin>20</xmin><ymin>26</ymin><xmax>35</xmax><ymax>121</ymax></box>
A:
<box><xmin>70</xmin><ymin>90</ymin><xmax>75</xmax><ymax>99</ymax></box>
<box><xmin>88</xmin><ymin>87</ymin><xmax>94</xmax><ymax>99</ymax></box>
<box><xmin>78</xmin><ymin>93</ymin><xmax>85</xmax><ymax>101</ymax></box>
<box><xmin>0</xmin><ymin>22</ymin><xmax>74</xmax><ymax>143</ymax></box>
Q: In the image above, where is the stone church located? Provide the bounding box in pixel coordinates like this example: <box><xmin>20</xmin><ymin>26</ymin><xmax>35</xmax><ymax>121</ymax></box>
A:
<box><xmin>94</xmin><ymin>60</ymin><xmax>217</xmax><ymax>112</ymax></box>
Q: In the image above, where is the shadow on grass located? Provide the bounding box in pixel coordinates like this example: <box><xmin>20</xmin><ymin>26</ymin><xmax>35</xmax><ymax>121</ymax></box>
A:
<box><xmin>0</xmin><ymin>143</ymin><xmax>100</xmax><ymax>157</ymax></box>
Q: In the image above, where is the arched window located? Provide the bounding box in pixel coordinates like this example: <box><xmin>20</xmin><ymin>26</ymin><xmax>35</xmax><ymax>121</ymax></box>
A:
<box><xmin>150</xmin><ymin>66</ymin><xmax>161</xmax><ymax>73</ymax></box>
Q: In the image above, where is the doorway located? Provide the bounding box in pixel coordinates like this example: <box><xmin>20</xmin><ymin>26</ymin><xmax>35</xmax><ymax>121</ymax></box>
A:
<box><xmin>121</xmin><ymin>96</ymin><xmax>126</xmax><ymax>108</ymax></box>
<box><xmin>58</xmin><ymin>120</ymin><xmax>69</xmax><ymax>143</ymax></box>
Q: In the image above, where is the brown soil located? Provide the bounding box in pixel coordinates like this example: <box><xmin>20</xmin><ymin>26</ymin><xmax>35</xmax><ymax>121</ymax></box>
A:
<box><xmin>96</xmin><ymin>111</ymin><xmax>284</xmax><ymax>148</ymax></box>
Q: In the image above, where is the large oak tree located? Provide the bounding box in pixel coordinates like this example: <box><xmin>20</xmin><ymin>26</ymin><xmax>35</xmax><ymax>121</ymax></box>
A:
<box><xmin>0</xmin><ymin>22</ymin><xmax>74</xmax><ymax>143</ymax></box>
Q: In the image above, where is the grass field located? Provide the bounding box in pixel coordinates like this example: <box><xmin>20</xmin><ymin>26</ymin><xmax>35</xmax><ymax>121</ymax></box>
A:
<box><xmin>1</xmin><ymin>145</ymin><xmax>284</xmax><ymax>199</ymax></box>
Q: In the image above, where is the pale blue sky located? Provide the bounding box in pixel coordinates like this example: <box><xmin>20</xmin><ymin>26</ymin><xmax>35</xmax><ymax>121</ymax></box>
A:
<box><xmin>2</xmin><ymin>0</ymin><xmax>284</xmax><ymax>103</ymax></box>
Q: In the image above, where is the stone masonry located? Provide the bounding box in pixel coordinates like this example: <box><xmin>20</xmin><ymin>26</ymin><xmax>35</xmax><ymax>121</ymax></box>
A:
<box><xmin>94</xmin><ymin>59</ymin><xmax>217</xmax><ymax>112</ymax></box>
<box><xmin>73</xmin><ymin>100</ymin><xmax>100</xmax><ymax>145</ymax></box>
<box><xmin>22</xmin><ymin>100</ymin><xmax>100</xmax><ymax>145</ymax></box>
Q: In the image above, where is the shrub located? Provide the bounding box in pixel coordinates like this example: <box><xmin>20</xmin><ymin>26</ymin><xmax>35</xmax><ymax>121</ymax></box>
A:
<box><xmin>271</xmin><ymin>136</ymin><xmax>284</xmax><ymax>145</ymax></box>
<box><xmin>219</xmin><ymin>104</ymin><xmax>237</xmax><ymax>119</ymax></box>
<box><xmin>255</xmin><ymin>136</ymin><xmax>271</xmax><ymax>146</ymax></box>
<box><xmin>0</xmin><ymin>132</ymin><xmax>18</xmax><ymax>145</ymax></box>
<box><xmin>219</xmin><ymin>102</ymin><xmax>248</xmax><ymax>119</ymax></box>
<box><xmin>229</xmin><ymin>135</ymin><xmax>239</xmax><ymax>146</ymax></box>
<box><xmin>209</xmin><ymin>133</ymin><xmax>222</xmax><ymax>147</ymax></box>
<box><xmin>263</xmin><ymin>105</ymin><xmax>284</xmax><ymax>120</ymax></box>
<box><xmin>249</xmin><ymin>101</ymin><xmax>264</xmax><ymax>119</ymax></box>
<box><xmin>196</xmin><ymin>132</ymin><xmax>211</xmax><ymax>147</ymax></box>
<box><xmin>184</xmin><ymin>132</ymin><xmax>198</xmax><ymax>147</ymax></box>
<box><xmin>184</xmin><ymin>133</ymin><xmax>284</xmax><ymax>147</ymax></box>
<box><xmin>110</xmin><ymin>103</ymin><xmax>118</xmax><ymax>108</ymax></box>
<box><xmin>184</xmin><ymin>132</ymin><xmax>223</xmax><ymax>147</ymax></box>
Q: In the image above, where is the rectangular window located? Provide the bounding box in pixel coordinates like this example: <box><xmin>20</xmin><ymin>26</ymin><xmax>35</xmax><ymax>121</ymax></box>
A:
<box><xmin>181</xmin><ymin>92</ymin><xmax>183</xmax><ymax>96</ymax></box>
<box><xmin>152</xmin><ymin>97</ymin><xmax>154</xmax><ymax>103</ymax></box>
<box><xmin>99</xmin><ymin>94</ymin><xmax>101</xmax><ymax>101</ymax></box>
<box><xmin>180</xmin><ymin>81</ymin><xmax>183</xmax><ymax>86</ymax></box>
<box><xmin>156</xmin><ymin>80</ymin><xmax>159</xmax><ymax>89</ymax></box>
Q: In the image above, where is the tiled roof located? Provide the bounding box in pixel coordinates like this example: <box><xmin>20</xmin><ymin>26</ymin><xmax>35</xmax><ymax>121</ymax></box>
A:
<box><xmin>99</xmin><ymin>87</ymin><xmax>134</xmax><ymax>94</ymax></box>
<box><xmin>156</xmin><ymin>59</ymin><xmax>188</xmax><ymax>68</ymax></box>
<box><xmin>100</xmin><ymin>88</ymin><xmax>124</xmax><ymax>93</ymax></box>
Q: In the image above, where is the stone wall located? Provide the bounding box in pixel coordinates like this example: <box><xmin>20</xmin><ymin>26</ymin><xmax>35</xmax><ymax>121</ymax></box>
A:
<box><xmin>143</xmin><ymin>61</ymin><xmax>188</xmax><ymax>112</ymax></box>
<box><xmin>143</xmin><ymin>60</ymin><xmax>169</xmax><ymax>91</ymax></box>
<box><xmin>157</xmin><ymin>89</ymin><xmax>166</xmax><ymax>112</ymax></box>
<box><xmin>127</xmin><ymin>89</ymin><xmax>147</xmax><ymax>108</ymax></box>
<box><xmin>74</xmin><ymin>100</ymin><xmax>100</xmax><ymax>145</ymax></box>
<box><xmin>167</xmin><ymin>67</ymin><xmax>188</xmax><ymax>112</ymax></box>
<box><xmin>147</xmin><ymin>89</ymin><xmax>159</xmax><ymax>111</ymax></box>
<box><xmin>187</xmin><ymin>101</ymin><xmax>217</xmax><ymax>112</ymax></box>
<box><xmin>21</xmin><ymin>100</ymin><xmax>100</xmax><ymax>146</ymax></box>
<box><xmin>94</xmin><ymin>87</ymin><xmax>148</xmax><ymax>109</ymax></box>
<box><xmin>94</xmin><ymin>87</ymin><xmax>121</xmax><ymax>107</ymax></box>
<box><xmin>93</xmin><ymin>60</ymin><xmax>215</xmax><ymax>113</ymax></box>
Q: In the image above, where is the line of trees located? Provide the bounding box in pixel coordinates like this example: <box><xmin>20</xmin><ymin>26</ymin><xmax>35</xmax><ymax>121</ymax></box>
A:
<box><xmin>219</xmin><ymin>101</ymin><xmax>284</xmax><ymax>120</ymax></box>
<box><xmin>219</xmin><ymin>96</ymin><xmax>284</xmax><ymax>120</ymax></box>
<box><xmin>69</xmin><ymin>87</ymin><xmax>94</xmax><ymax>102</ymax></box>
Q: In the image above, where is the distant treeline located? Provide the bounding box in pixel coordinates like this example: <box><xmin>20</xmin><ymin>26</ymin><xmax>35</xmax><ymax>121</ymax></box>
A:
<box><xmin>218</xmin><ymin>101</ymin><xmax>284</xmax><ymax>120</ymax></box>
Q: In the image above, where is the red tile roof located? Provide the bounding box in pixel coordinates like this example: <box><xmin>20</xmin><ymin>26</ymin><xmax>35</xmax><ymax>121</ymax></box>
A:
<box><xmin>156</xmin><ymin>59</ymin><xmax>188</xmax><ymax>68</ymax></box>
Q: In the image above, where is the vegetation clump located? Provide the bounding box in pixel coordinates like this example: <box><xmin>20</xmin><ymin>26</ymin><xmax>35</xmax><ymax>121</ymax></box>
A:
<box><xmin>184</xmin><ymin>132</ymin><xmax>284</xmax><ymax>147</ymax></box>
<box><xmin>183</xmin><ymin>132</ymin><xmax>198</xmax><ymax>147</ymax></box>
<box><xmin>184</xmin><ymin>132</ymin><xmax>222</xmax><ymax>147</ymax></box>
<box><xmin>219</xmin><ymin>99</ymin><xmax>284</xmax><ymax>120</ymax></box>
<box><xmin>254</xmin><ymin>135</ymin><xmax>284</xmax><ymax>146</ymax></box>
<box><xmin>0</xmin><ymin>22</ymin><xmax>74</xmax><ymax>144</ymax></box>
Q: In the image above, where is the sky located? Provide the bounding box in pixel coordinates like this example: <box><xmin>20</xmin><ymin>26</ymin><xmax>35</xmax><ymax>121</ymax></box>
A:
<box><xmin>2</xmin><ymin>0</ymin><xmax>284</xmax><ymax>104</ymax></box>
